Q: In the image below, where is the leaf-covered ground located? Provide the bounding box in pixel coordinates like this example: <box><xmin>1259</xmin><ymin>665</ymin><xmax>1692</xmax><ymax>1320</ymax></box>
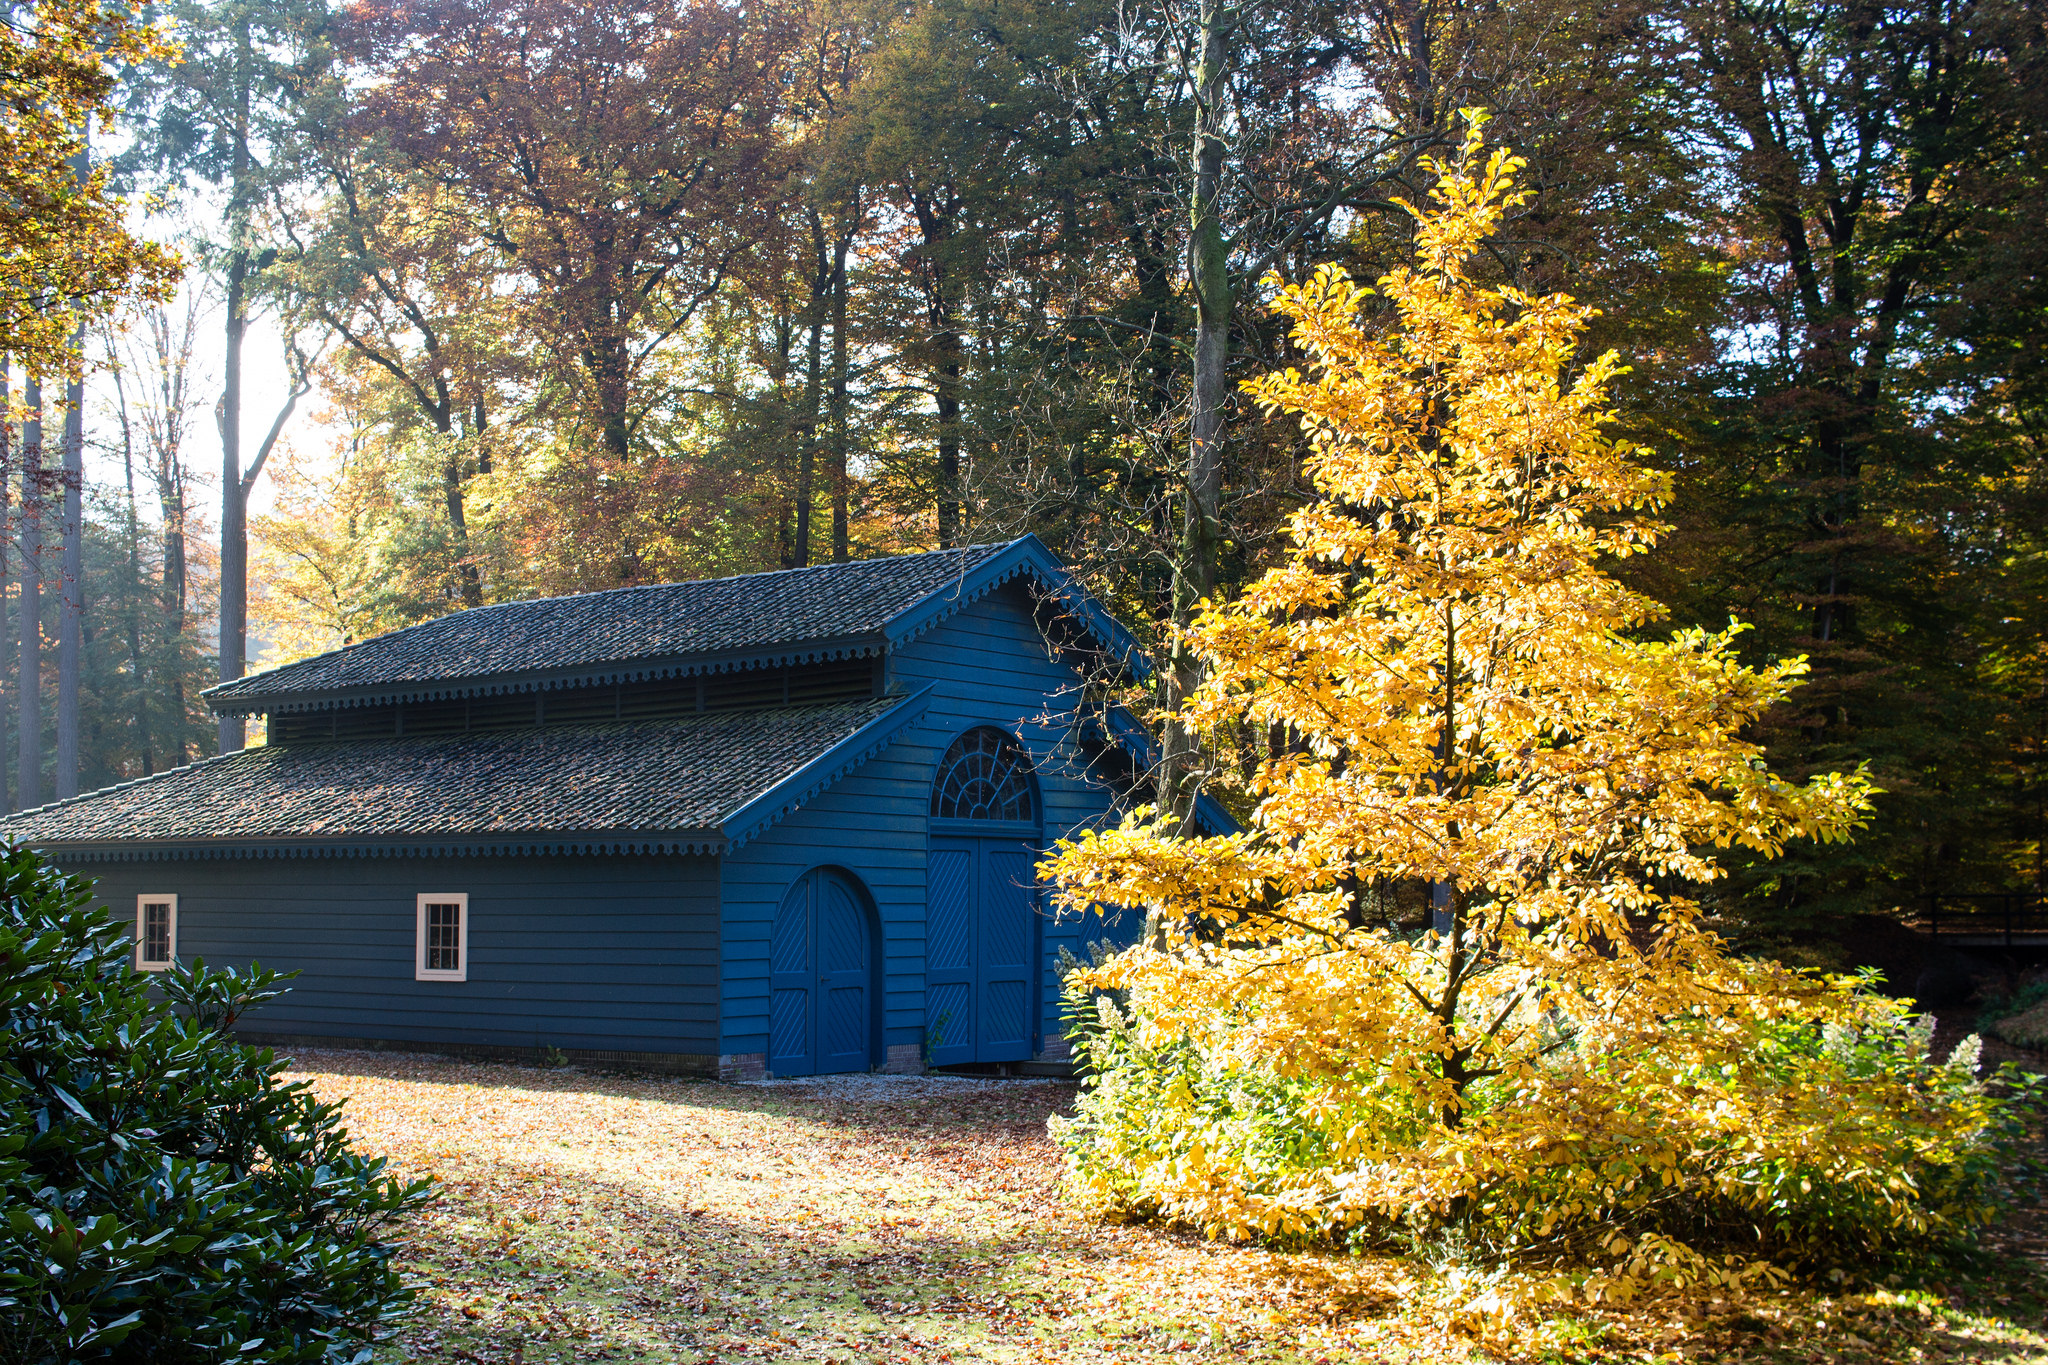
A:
<box><xmin>285</xmin><ymin>1051</ymin><xmax>2048</xmax><ymax>1364</ymax></box>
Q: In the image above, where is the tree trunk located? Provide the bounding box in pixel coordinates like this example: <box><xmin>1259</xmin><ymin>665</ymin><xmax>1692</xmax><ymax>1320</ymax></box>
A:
<box><xmin>1184</xmin><ymin>0</ymin><xmax>1230</xmax><ymax>603</ymax></box>
<box><xmin>160</xmin><ymin>474</ymin><xmax>188</xmax><ymax>768</ymax></box>
<box><xmin>911</xmin><ymin>197</ymin><xmax>963</xmax><ymax>548</ymax></box>
<box><xmin>829</xmin><ymin>234</ymin><xmax>850</xmax><ymax>563</ymax></box>
<box><xmin>56</xmin><ymin>342</ymin><xmax>83</xmax><ymax>797</ymax></box>
<box><xmin>795</xmin><ymin>213</ymin><xmax>829</xmax><ymax>569</ymax></box>
<box><xmin>768</xmin><ymin>301</ymin><xmax>796</xmax><ymax>568</ymax></box>
<box><xmin>934</xmin><ymin>326</ymin><xmax>961</xmax><ymax>548</ymax></box>
<box><xmin>18</xmin><ymin>377</ymin><xmax>42</xmax><ymax>808</ymax></box>
<box><xmin>1156</xmin><ymin>0</ymin><xmax>1233</xmax><ymax>824</ymax></box>
<box><xmin>111</xmin><ymin>365</ymin><xmax>151</xmax><ymax>777</ymax></box>
<box><xmin>218</xmin><ymin>246</ymin><xmax>248</xmax><ymax>754</ymax></box>
<box><xmin>217</xmin><ymin>22</ymin><xmax>253</xmax><ymax>755</ymax></box>
<box><xmin>447</xmin><ymin>389</ymin><xmax>485</xmax><ymax>607</ymax></box>
<box><xmin>55</xmin><ymin>129</ymin><xmax>88</xmax><ymax>798</ymax></box>
<box><xmin>444</xmin><ymin>448</ymin><xmax>483</xmax><ymax>606</ymax></box>
<box><xmin>596</xmin><ymin>334</ymin><xmax>633</xmax><ymax>461</ymax></box>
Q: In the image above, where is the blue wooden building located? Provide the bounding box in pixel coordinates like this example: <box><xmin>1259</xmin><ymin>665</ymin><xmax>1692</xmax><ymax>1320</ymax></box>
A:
<box><xmin>3</xmin><ymin>537</ymin><xmax>1220</xmax><ymax>1077</ymax></box>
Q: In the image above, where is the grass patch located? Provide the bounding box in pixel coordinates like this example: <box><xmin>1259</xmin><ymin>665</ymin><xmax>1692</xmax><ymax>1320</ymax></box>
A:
<box><xmin>284</xmin><ymin>1051</ymin><xmax>2048</xmax><ymax>1364</ymax></box>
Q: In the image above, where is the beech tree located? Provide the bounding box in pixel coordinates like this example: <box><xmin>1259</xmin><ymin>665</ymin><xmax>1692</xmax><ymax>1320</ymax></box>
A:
<box><xmin>1039</xmin><ymin>131</ymin><xmax>2012</xmax><ymax>1284</ymax></box>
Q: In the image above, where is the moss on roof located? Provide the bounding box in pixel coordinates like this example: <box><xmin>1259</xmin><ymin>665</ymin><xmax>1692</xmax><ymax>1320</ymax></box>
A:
<box><xmin>1</xmin><ymin>700</ymin><xmax>904</xmax><ymax>851</ymax></box>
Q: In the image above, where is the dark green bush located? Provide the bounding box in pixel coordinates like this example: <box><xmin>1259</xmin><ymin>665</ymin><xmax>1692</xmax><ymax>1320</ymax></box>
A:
<box><xmin>0</xmin><ymin>844</ymin><xmax>431</xmax><ymax>1363</ymax></box>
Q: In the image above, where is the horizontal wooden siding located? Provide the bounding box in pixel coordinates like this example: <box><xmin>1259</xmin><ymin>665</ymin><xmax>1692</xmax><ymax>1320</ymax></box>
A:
<box><xmin>70</xmin><ymin>854</ymin><xmax>723</xmax><ymax>1060</ymax></box>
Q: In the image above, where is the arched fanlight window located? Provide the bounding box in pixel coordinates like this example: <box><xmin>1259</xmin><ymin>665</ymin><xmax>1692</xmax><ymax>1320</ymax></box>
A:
<box><xmin>930</xmin><ymin>727</ymin><xmax>1037</xmax><ymax>823</ymax></box>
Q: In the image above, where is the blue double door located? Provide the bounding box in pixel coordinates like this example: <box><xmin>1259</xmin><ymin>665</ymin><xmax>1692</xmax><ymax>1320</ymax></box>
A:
<box><xmin>926</xmin><ymin>835</ymin><xmax>1038</xmax><ymax>1066</ymax></box>
<box><xmin>769</xmin><ymin>868</ymin><xmax>874</xmax><ymax>1076</ymax></box>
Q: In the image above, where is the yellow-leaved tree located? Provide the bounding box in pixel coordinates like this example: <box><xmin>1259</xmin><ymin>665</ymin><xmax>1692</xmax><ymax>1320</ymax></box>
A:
<box><xmin>1046</xmin><ymin>118</ymin><xmax>2032</xmax><ymax>1300</ymax></box>
<box><xmin>2</xmin><ymin>0</ymin><xmax>179</xmax><ymax>377</ymax></box>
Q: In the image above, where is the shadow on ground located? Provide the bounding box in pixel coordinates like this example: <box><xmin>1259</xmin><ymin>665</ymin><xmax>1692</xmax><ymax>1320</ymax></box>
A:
<box><xmin>283</xmin><ymin>1049</ymin><xmax>2048</xmax><ymax>1365</ymax></box>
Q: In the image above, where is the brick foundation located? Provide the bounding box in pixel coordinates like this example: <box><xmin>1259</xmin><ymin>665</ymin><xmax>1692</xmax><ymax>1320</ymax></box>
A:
<box><xmin>718</xmin><ymin>1052</ymin><xmax>766</xmax><ymax>1082</ymax></box>
<box><xmin>884</xmin><ymin>1044</ymin><xmax>925</xmax><ymax>1075</ymax></box>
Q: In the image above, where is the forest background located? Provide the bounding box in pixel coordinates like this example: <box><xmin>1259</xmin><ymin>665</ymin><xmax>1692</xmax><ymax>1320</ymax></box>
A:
<box><xmin>3</xmin><ymin>0</ymin><xmax>2044</xmax><ymax>948</ymax></box>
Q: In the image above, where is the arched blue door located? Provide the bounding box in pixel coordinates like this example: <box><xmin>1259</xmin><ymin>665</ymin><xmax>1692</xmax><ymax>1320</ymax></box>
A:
<box><xmin>927</xmin><ymin>728</ymin><xmax>1040</xmax><ymax>1067</ymax></box>
<box><xmin>769</xmin><ymin>867</ymin><xmax>875</xmax><ymax>1076</ymax></box>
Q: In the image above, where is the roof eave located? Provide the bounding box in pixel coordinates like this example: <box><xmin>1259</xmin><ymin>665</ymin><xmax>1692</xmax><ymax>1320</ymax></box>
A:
<box><xmin>14</xmin><ymin>831</ymin><xmax>731</xmax><ymax>862</ymax></box>
<box><xmin>881</xmin><ymin>534</ymin><xmax>1151</xmax><ymax>682</ymax></box>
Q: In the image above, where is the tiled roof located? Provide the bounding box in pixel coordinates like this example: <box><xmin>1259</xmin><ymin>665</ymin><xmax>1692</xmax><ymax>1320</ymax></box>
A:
<box><xmin>205</xmin><ymin>542</ymin><xmax>1016</xmax><ymax>710</ymax></box>
<box><xmin>0</xmin><ymin>698</ymin><xmax>917</xmax><ymax>856</ymax></box>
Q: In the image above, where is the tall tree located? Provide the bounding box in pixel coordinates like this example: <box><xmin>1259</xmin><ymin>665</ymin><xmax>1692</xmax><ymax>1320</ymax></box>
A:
<box><xmin>0</xmin><ymin>0</ymin><xmax>178</xmax><ymax>377</ymax></box>
<box><xmin>54</xmin><ymin>129</ymin><xmax>87</xmax><ymax>798</ymax></box>
<box><xmin>16</xmin><ymin>374</ymin><xmax>42</xmax><ymax>808</ymax></box>
<box><xmin>124</xmin><ymin>0</ymin><xmax>326</xmax><ymax>750</ymax></box>
<box><xmin>1655</xmin><ymin>0</ymin><xmax>2048</xmax><ymax>920</ymax></box>
<box><xmin>3</xmin><ymin>0</ymin><xmax>178</xmax><ymax>796</ymax></box>
<box><xmin>345</xmin><ymin>0</ymin><xmax>797</xmax><ymax>475</ymax></box>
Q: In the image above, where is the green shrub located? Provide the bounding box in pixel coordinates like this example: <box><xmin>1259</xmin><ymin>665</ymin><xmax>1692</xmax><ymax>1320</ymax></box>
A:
<box><xmin>1054</xmin><ymin>947</ymin><xmax>2043</xmax><ymax>1286</ymax></box>
<box><xmin>0</xmin><ymin>844</ymin><xmax>431</xmax><ymax>1363</ymax></box>
<box><xmin>1978</xmin><ymin>978</ymin><xmax>2048</xmax><ymax>1038</ymax></box>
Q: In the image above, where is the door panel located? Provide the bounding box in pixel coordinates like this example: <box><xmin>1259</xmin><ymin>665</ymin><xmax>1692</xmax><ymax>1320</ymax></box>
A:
<box><xmin>769</xmin><ymin>987</ymin><xmax>810</xmax><ymax>1076</ymax></box>
<box><xmin>924</xmin><ymin>836</ymin><xmax>1039</xmax><ymax>1066</ymax></box>
<box><xmin>926</xmin><ymin>981</ymin><xmax>973</xmax><ymax>1061</ymax></box>
<box><xmin>926</xmin><ymin>840</ymin><xmax>977</xmax><ymax>1066</ymax></box>
<box><xmin>768</xmin><ymin>869</ymin><xmax>875</xmax><ymax>1076</ymax></box>
<box><xmin>818</xmin><ymin>875</ymin><xmax>872</xmax><ymax>1073</ymax></box>
<box><xmin>768</xmin><ymin>878</ymin><xmax>814</xmax><ymax>1075</ymax></box>
<box><xmin>978</xmin><ymin>848</ymin><xmax>1037</xmax><ymax>1060</ymax></box>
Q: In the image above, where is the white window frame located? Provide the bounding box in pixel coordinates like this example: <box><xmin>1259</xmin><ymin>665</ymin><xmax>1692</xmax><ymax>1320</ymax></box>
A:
<box><xmin>135</xmin><ymin>894</ymin><xmax>178</xmax><ymax>972</ymax></box>
<box><xmin>415</xmin><ymin>893</ymin><xmax>469</xmax><ymax>982</ymax></box>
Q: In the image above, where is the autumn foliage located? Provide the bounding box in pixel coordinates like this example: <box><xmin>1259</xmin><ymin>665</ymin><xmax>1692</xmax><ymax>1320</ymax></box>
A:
<box><xmin>1045</xmin><ymin>123</ymin><xmax>2038</xmax><ymax>1303</ymax></box>
<box><xmin>0</xmin><ymin>0</ymin><xmax>177</xmax><ymax>378</ymax></box>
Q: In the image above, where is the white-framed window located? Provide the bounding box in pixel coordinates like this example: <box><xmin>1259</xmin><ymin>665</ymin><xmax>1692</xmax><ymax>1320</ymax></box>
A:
<box><xmin>415</xmin><ymin>893</ymin><xmax>468</xmax><ymax>982</ymax></box>
<box><xmin>135</xmin><ymin>895</ymin><xmax>178</xmax><ymax>972</ymax></box>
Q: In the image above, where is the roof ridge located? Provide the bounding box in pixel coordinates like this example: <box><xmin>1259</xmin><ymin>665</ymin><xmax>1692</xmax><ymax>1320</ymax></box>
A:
<box><xmin>431</xmin><ymin>539</ymin><xmax>1013</xmax><ymax>614</ymax></box>
<box><xmin>205</xmin><ymin>539</ymin><xmax>1025</xmax><ymax>702</ymax></box>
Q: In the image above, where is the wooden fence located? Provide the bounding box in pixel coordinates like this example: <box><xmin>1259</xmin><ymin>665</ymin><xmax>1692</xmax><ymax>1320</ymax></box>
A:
<box><xmin>1921</xmin><ymin>892</ymin><xmax>2048</xmax><ymax>946</ymax></box>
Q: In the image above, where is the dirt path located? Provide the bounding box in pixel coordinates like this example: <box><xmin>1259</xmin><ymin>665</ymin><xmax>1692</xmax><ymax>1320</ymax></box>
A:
<box><xmin>289</xmin><ymin>1050</ymin><xmax>2048</xmax><ymax>1365</ymax></box>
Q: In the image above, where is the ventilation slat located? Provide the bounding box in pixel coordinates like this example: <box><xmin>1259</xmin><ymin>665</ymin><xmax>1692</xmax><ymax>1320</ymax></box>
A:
<box><xmin>404</xmin><ymin>699</ymin><xmax>470</xmax><ymax>736</ymax></box>
<box><xmin>469</xmin><ymin>693</ymin><xmax>535</xmax><ymax>729</ymax></box>
<box><xmin>332</xmin><ymin>707</ymin><xmax>400</xmax><ymax>742</ymax></box>
<box><xmin>619</xmin><ymin>678</ymin><xmax>697</xmax><ymax>720</ymax></box>
<box><xmin>703</xmin><ymin>671</ymin><xmax>782</xmax><ymax>712</ymax></box>
<box><xmin>545</xmin><ymin>687</ymin><xmax>618</xmax><ymax>725</ymax></box>
<box><xmin>788</xmin><ymin>657</ymin><xmax>875</xmax><ymax>704</ymax></box>
<box><xmin>262</xmin><ymin>657</ymin><xmax>877</xmax><ymax>744</ymax></box>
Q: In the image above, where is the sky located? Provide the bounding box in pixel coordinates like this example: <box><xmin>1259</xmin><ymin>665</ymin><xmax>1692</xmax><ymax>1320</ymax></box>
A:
<box><xmin>83</xmin><ymin>221</ymin><xmax>347</xmax><ymax>530</ymax></box>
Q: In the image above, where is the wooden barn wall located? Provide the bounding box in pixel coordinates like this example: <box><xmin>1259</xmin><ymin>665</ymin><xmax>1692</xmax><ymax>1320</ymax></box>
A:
<box><xmin>720</xmin><ymin>582</ymin><xmax>1139</xmax><ymax>1068</ymax></box>
<box><xmin>70</xmin><ymin>854</ymin><xmax>723</xmax><ymax>1064</ymax></box>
